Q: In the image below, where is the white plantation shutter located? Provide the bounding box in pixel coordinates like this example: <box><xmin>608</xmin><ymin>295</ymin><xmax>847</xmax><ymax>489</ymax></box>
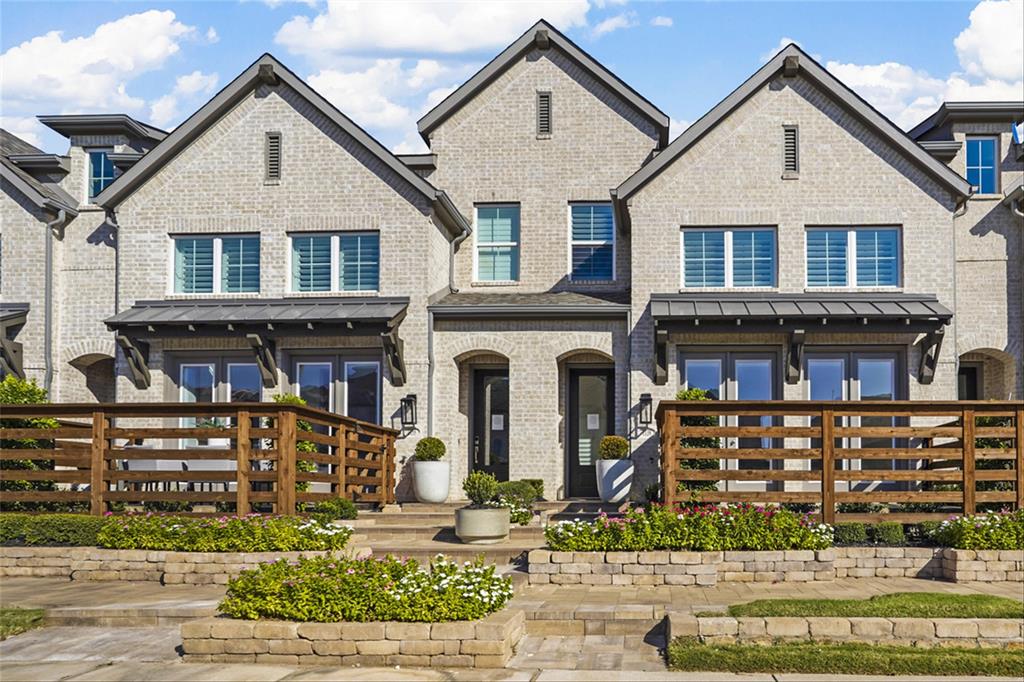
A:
<box><xmin>174</xmin><ymin>237</ymin><xmax>214</xmax><ymax>293</ymax></box>
<box><xmin>222</xmin><ymin>236</ymin><xmax>260</xmax><ymax>293</ymax></box>
<box><xmin>291</xmin><ymin>235</ymin><xmax>332</xmax><ymax>292</ymax></box>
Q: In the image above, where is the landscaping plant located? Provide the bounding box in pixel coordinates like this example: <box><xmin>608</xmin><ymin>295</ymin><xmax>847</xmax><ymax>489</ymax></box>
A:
<box><xmin>724</xmin><ymin>592</ymin><xmax>1024</xmax><ymax>619</ymax></box>
<box><xmin>495</xmin><ymin>480</ymin><xmax>537</xmax><ymax>526</ymax></box>
<box><xmin>96</xmin><ymin>513</ymin><xmax>352</xmax><ymax>552</ymax></box>
<box><xmin>598</xmin><ymin>435</ymin><xmax>629</xmax><ymax>459</ymax></box>
<box><xmin>219</xmin><ymin>554</ymin><xmax>513</xmax><ymax>622</ymax></box>
<box><xmin>931</xmin><ymin>509</ymin><xmax>1024</xmax><ymax>550</ymax></box>
<box><xmin>0</xmin><ymin>376</ymin><xmax>69</xmax><ymax>512</ymax></box>
<box><xmin>272</xmin><ymin>394</ymin><xmax>318</xmax><ymax>492</ymax></box>
<box><xmin>869</xmin><ymin>520</ymin><xmax>905</xmax><ymax>546</ymax></box>
<box><xmin>832</xmin><ymin>522</ymin><xmax>868</xmax><ymax>546</ymax></box>
<box><xmin>545</xmin><ymin>503</ymin><xmax>833</xmax><ymax>552</ymax></box>
<box><xmin>673</xmin><ymin>387</ymin><xmax>720</xmax><ymax>493</ymax></box>
<box><xmin>0</xmin><ymin>513</ymin><xmax>108</xmax><ymax>546</ymax></box>
<box><xmin>462</xmin><ymin>471</ymin><xmax>499</xmax><ymax>507</ymax></box>
<box><xmin>413</xmin><ymin>436</ymin><xmax>446</xmax><ymax>461</ymax></box>
<box><xmin>309</xmin><ymin>497</ymin><xmax>358</xmax><ymax>522</ymax></box>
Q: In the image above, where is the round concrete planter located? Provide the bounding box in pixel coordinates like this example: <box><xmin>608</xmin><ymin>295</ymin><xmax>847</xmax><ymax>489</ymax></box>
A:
<box><xmin>455</xmin><ymin>506</ymin><xmax>510</xmax><ymax>545</ymax></box>
<box><xmin>412</xmin><ymin>460</ymin><xmax>450</xmax><ymax>503</ymax></box>
<box><xmin>596</xmin><ymin>458</ymin><xmax>633</xmax><ymax>503</ymax></box>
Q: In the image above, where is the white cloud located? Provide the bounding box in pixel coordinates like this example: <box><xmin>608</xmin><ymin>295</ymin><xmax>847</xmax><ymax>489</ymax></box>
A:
<box><xmin>650</xmin><ymin>16</ymin><xmax>673</xmax><ymax>28</ymax></box>
<box><xmin>0</xmin><ymin>10</ymin><xmax>195</xmax><ymax>113</ymax></box>
<box><xmin>826</xmin><ymin>61</ymin><xmax>947</xmax><ymax>128</ymax></box>
<box><xmin>258</xmin><ymin>0</ymin><xmax>318</xmax><ymax>8</ymax></box>
<box><xmin>308</xmin><ymin>60</ymin><xmax>414</xmax><ymax>129</ymax></box>
<box><xmin>760</xmin><ymin>36</ymin><xmax>821</xmax><ymax>63</ymax></box>
<box><xmin>954</xmin><ymin>0</ymin><xmax>1023</xmax><ymax>82</ymax></box>
<box><xmin>148</xmin><ymin>70</ymin><xmax>220</xmax><ymax>127</ymax></box>
<box><xmin>669</xmin><ymin>117</ymin><xmax>691</xmax><ymax>138</ymax></box>
<box><xmin>276</xmin><ymin>1</ymin><xmax>589</xmax><ymax>59</ymax></box>
<box><xmin>592</xmin><ymin>12</ymin><xmax>638</xmax><ymax>38</ymax></box>
<box><xmin>205</xmin><ymin>27</ymin><xmax>220</xmax><ymax>44</ymax></box>
<box><xmin>0</xmin><ymin>116</ymin><xmax>45</xmax><ymax>148</ymax></box>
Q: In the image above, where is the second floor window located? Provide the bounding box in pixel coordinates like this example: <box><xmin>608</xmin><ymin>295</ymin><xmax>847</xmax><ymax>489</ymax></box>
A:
<box><xmin>681</xmin><ymin>228</ymin><xmax>776</xmax><ymax>288</ymax></box>
<box><xmin>290</xmin><ymin>232</ymin><xmax>380</xmax><ymax>293</ymax></box>
<box><xmin>806</xmin><ymin>227</ymin><xmax>900</xmax><ymax>287</ymax></box>
<box><xmin>88</xmin><ymin>150</ymin><xmax>115</xmax><ymax>198</ymax></box>
<box><xmin>476</xmin><ymin>205</ymin><xmax>519</xmax><ymax>282</ymax></box>
<box><xmin>570</xmin><ymin>203</ymin><xmax>614</xmax><ymax>280</ymax></box>
<box><xmin>173</xmin><ymin>235</ymin><xmax>260</xmax><ymax>294</ymax></box>
<box><xmin>966</xmin><ymin>136</ymin><xmax>998</xmax><ymax>194</ymax></box>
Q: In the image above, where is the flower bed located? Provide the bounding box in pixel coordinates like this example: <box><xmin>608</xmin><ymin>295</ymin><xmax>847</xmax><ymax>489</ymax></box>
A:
<box><xmin>219</xmin><ymin>555</ymin><xmax>513</xmax><ymax>623</ymax></box>
<box><xmin>97</xmin><ymin>514</ymin><xmax>351</xmax><ymax>552</ymax></box>
<box><xmin>932</xmin><ymin>510</ymin><xmax>1024</xmax><ymax>551</ymax></box>
<box><xmin>545</xmin><ymin>504</ymin><xmax>832</xmax><ymax>552</ymax></box>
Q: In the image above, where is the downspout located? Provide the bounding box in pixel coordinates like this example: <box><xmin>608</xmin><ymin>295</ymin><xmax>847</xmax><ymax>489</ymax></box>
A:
<box><xmin>448</xmin><ymin>222</ymin><xmax>470</xmax><ymax>294</ymax></box>
<box><xmin>1012</xmin><ymin>199</ymin><xmax>1024</xmax><ymax>219</ymax></box>
<box><xmin>43</xmin><ymin>207</ymin><xmax>68</xmax><ymax>394</ymax></box>
<box><xmin>950</xmin><ymin>195</ymin><xmax>968</xmax><ymax>390</ymax></box>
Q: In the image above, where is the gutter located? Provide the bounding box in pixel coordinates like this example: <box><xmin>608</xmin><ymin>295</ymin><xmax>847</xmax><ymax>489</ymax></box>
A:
<box><xmin>43</xmin><ymin>208</ymin><xmax>69</xmax><ymax>394</ymax></box>
<box><xmin>429</xmin><ymin>304</ymin><xmax>631</xmax><ymax>319</ymax></box>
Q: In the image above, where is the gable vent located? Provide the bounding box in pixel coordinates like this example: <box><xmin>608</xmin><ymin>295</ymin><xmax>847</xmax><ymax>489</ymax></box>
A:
<box><xmin>265</xmin><ymin>132</ymin><xmax>282</xmax><ymax>181</ymax></box>
<box><xmin>783</xmin><ymin>125</ymin><xmax>799</xmax><ymax>175</ymax></box>
<box><xmin>537</xmin><ymin>91</ymin><xmax>552</xmax><ymax>137</ymax></box>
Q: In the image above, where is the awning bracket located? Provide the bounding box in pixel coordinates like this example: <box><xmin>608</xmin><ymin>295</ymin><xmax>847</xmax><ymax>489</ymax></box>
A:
<box><xmin>246</xmin><ymin>333</ymin><xmax>278</xmax><ymax>389</ymax></box>
<box><xmin>381</xmin><ymin>329</ymin><xmax>406</xmax><ymax>387</ymax></box>
<box><xmin>115</xmin><ymin>335</ymin><xmax>151</xmax><ymax>389</ymax></box>
<box><xmin>654</xmin><ymin>324</ymin><xmax>668</xmax><ymax>386</ymax></box>
<box><xmin>786</xmin><ymin>329</ymin><xmax>806</xmax><ymax>385</ymax></box>
<box><xmin>917</xmin><ymin>327</ymin><xmax>945</xmax><ymax>385</ymax></box>
<box><xmin>0</xmin><ymin>337</ymin><xmax>25</xmax><ymax>380</ymax></box>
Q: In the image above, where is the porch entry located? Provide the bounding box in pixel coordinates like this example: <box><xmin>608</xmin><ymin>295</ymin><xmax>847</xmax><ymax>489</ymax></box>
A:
<box><xmin>471</xmin><ymin>368</ymin><xmax>510</xmax><ymax>481</ymax></box>
<box><xmin>567</xmin><ymin>367</ymin><xmax>614</xmax><ymax>498</ymax></box>
<box><xmin>292</xmin><ymin>354</ymin><xmax>382</xmax><ymax>424</ymax></box>
<box><xmin>680</xmin><ymin>351</ymin><xmax>777</xmax><ymax>490</ymax></box>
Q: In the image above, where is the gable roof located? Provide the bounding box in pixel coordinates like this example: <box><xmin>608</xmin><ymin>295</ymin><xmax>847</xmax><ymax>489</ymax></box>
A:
<box><xmin>94</xmin><ymin>54</ymin><xmax>470</xmax><ymax>238</ymax></box>
<box><xmin>0</xmin><ymin>129</ymin><xmax>78</xmax><ymax>216</ymax></box>
<box><xmin>416</xmin><ymin>19</ymin><xmax>670</xmax><ymax>147</ymax></box>
<box><xmin>614</xmin><ymin>44</ymin><xmax>973</xmax><ymax>205</ymax></box>
<box><xmin>909</xmin><ymin>102</ymin><xmax>1024</xmax><ymax>140</ymax></box>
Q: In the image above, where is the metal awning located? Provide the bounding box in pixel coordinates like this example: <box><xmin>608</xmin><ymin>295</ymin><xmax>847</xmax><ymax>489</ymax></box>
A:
<box><xmin>0</xmin><ymin>303</ymin><xmax>29</xmax><ymax>379</ymax></box>
<box><xmin>649</xmin><ymin>293</ymin><xmax>952</xmax><ymax>386</ymax></box>
<box><xmin>105</xmin><ymin>298</ymin><xmax>410</xmax><ymax>389</ymax></box>
<box><xmin>429</xmin><ymin>291</ymin><xmax>629</xmax><ymax>319</ymax></box>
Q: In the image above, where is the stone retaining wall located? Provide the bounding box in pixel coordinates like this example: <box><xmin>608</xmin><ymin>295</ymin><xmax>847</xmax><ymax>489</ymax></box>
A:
<box><xmin>942</xmin><ymin>549</ymin><xmax>1024</xmax><ymax>582</ymax></box>
<box><xmin>528</xmin><ymin>548</ymin><xmax>1024</xmax><ymax>585</ymax></box>
<box><xmin>0</xmin><ymin>546</ymin><xmax>370</xmax><ymax>584</ymax></box>
<box><xmin>180</xmin><ymin>611</ymin><xmax>525</xmax><ymax>668</ymax></box>
<box><xmin>668</xmin><ymin>613</ymin><xmax>1024</xmax><ymax>648</ymax></box>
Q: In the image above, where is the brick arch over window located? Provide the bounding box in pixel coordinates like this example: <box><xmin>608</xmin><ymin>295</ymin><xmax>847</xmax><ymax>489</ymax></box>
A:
<box><xmin>959</xmin><ymin>348</ymin><xmax>1019</xmax><ymax>400</ymax></box>
<box><xmin>62</xmin><ymin>340</ymin><xmax>115</xmax><ymax>366</ymax></box>
<box><xmin>556</xmin><ymin>348</ymin><xmax>614</xmax><ymax>364</ymax></box>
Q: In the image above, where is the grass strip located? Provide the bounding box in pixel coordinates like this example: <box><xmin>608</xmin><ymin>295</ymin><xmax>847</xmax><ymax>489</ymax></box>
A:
<box><xmin>668</xmin><ymin>639</ymin><xmax>1024</xmax><ymax>677</ymax></box>
<box><xmin>725</xmin><ymin>592</ymin><xmax>1024</xmax><ymax>619</ymax></box>
<box><xmin>0</xmin><ymin>608</ymin><xmax>45</xmax><ymax>640</ymax></box>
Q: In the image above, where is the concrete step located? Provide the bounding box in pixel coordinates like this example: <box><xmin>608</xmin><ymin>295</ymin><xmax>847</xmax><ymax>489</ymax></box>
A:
<box><xmin>354</xmin><ymin>523</ymin><xmax>545</xmax><ymax>542</ymax></box>
<box><xmin>393</xmin><ymin>500</ymin><xmax>623</xmax><ymax>515</ymax></box>
<box><xmin>367</xmin><ymin>540</ymin><xmax>538</xmax><ymax>565</ymax></box>
<box><xmin>44</xmin><ymin>603</ymin><xmax>218</xmax><ymax>627</ymax></box>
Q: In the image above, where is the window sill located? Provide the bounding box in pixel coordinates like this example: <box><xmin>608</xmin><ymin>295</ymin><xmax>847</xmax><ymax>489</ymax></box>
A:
<box><xmin>285</xmin><ymin>290</ymin><xmax>380</xmax><ymax>298</ymax></box>
<box><xmin>781</xmin><ymin>172</ymin><xmax>799</xmax><ymax>180</ymax></box>
<box><xmin>165</xmin><ymin>293</ymin><xmax>262</xmax><ymax>300</ymax></box>
<box><xmin>804</xmin><ymin>286</ymin><xmax>903</xmax><ymax>293</ymax></box>
<box><xmin>969</xmin><ymin>193</ymin><xmax>1002</xmax><ymax>200</ymax></box>
<box><xmin>77</xmin><ymin>203</ymin><xmax>105</xmax><ymax>212</ymax></box>
<box><xmin>678</xmin><ymin>286</ymin><xmax>778</xmax><ymax>293</ymax></box>
<box><xmin>470</xmin><ymin>281</ymin><xmax>520</xmax><ymax>287</ymax></box>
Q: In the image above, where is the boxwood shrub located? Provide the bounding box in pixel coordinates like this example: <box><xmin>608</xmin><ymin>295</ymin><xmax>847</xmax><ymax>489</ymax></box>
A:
<box><xmin>97</xmin><ymin>514</ymin><xmax>352</xmax><ymax>552</ymax></box>
<box><xmin>219</xmin><ymin>555</ymin><xmax>513</xmax><ymax>622</ymax></box>
<box><xmin>932</xmin><ymin>510</ymin><xmax>1024</xmax><ymax>550</ymax></box>
<box><xmin>545</xmin><ymin>504</ymin><xmax>833</xmax><ymax>552</ymax></box>
<box><xmin>833</xmin><ymin>522</ymin><xmax>869</xmax><ymax>546</ymax></box>
<box><xmin>0</xmin><ymin>513</ymin><xmax>108</xmax><ymax>546</ymax></box>
<box><xmin>870</xmin><ymin>521</ymin><xmax>906</xmax><ymax>546</ymax></box>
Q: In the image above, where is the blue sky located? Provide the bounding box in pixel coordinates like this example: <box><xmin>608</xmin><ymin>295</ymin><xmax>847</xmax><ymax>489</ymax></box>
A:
<box><xmin>2</xmin><ymin>1</ymin><xmax>1022</xmax><ymax>154</ymax></box>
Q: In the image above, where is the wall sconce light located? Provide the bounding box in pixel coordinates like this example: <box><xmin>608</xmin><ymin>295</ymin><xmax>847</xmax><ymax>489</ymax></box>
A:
<box><xmin>638</xmin><ymin>393</ymin><xmax>653</xmax><ymax>426</ymax></box>
<box><xmin>400</xmin><ymin>394</ymin><xmax>417</xmax><ymax>428</ymax></box>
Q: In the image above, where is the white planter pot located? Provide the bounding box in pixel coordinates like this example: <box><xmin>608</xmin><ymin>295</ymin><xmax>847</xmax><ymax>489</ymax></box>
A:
<box><xmin>596</xmin><ymin>459</ymin><xmax>634</xmax><ymax>503</ymax></box>
<box><xmin>412</xmin><ymin>460</ymin><xmax>450</xmax><ymax>503</ymax></box>
<box><xmin>455</xmin><ymin>506</ymin><xmax>510</xmax><ymax>545</ymax></box>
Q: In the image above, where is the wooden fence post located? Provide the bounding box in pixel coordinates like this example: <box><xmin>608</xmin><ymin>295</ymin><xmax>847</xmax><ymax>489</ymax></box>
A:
<box><xmin>962</xmin><ymin>409</ymin><xmax>976</xmax><ymax>516</ymax></box>
<box><xmin>235</xmin><ymin>410</ymin><xmax>250</xmax><ymax>514</ymax></box>
<box><xmin>336</xmin><ymin>422</ymin><xmax>348</xmax><ymax>501</ymax></box>
<box><xmin>820</xmin><ymin>408</ymin><xmax>835</xmax><ymax>525</ymax></box>
<box><xmin>277</xmin><ymin>409</ymin><xmax>297</xmax><ymax>515</ymax></box>
<box><xmin>1015</xmin><ymin>407</ymin><xmax>1024</xmax><ymax>511</ymax></box>
<box><xmin>89</xmin><ymin>411</ymin><xmax>106</xmax><ymax>516</ymax></box>
<box><xmin>660</xmin><ymin>408</ymin><xmax>677</xmax><ymax>507</ymax></box>
<box><xmin>385</xmin><ymin>433</ymin><xmax>397</xmax><ymax>505</ymax></box>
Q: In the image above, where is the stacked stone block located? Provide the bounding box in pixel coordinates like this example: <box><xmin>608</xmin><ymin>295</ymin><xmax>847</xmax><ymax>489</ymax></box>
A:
<box><xmin>833</xmin><ymin>546</ymin><xmax>944</xmax><ymax>579</ymax></box>
<box><xmin>942</xmin><ymin>549</ymin><xmax>1024</xmax><ymax>582</ymax></box>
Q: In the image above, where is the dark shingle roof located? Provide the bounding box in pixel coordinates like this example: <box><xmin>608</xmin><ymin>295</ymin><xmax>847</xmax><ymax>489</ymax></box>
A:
<box><xmin>0</xmin><ymin>130</ymin><xmax>77</xmax><ymax>214</ymax></box>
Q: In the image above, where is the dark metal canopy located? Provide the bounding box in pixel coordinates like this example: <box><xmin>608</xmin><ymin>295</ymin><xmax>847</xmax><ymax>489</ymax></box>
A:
<box><xmin>430</xmin><ymin>291</ymin><xmax>629</xmax><ymax>319</ymax></box>
<box><xmin>105</xmin><ymin>298</ymin><xmax>409</xmax><ymax>390</ymax></box>
<box><xmin>649</xmin><ymin>292</ymin><xmax>952</xmax><ymax>386</ymax></box>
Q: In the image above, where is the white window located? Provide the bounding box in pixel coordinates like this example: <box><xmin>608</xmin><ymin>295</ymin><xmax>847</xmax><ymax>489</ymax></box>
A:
<box><xmin>475</xmin><ymin>205</ymin><xmax>520</xmax><ymax>282</ymax></box>
<box><xmin>680</xmin><ymin>228</ymin><xmax>776</xmax><ymax>288</ymax></box>
<box><xmin>170</xmin><ymin>235</ymin><xmax>260</xmax><ymax>294</ymax></box>
<box><xmin>569</xmin><ymin>204</ymin><xmax>614</xmax><ymax>281</ymax></box>
<box><xmin>806</xmin><ymin>227</ymin><xmax>901</xmax><ymax>288</ymax></box>
<box><xmin>289</xmin><ymin>232</ymin><xmax>380</xmax><ymax>293</ymax></box>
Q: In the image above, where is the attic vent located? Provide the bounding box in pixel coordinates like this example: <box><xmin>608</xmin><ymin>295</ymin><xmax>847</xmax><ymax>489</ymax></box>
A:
<box><xmin>537</xmin><ymin>91</ymin><xmax>552</xmax><ymax>137</ymax></box>
<box><xmin>783</xmin><ymin>125</ymin><xmax>799</xmax><ymax>176</ymax></box>
<box><xmin>265</xmin><ymin>132</ymin><xmax>282</xmax><ymax>181</ymax></box>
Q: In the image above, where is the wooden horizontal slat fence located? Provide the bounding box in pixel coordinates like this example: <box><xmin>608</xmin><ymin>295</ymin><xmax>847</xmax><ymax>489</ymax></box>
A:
<box><xmin>656</xmin><ymin>400</ymin><xmax>1024</xmax><ymax>524</ymax></box>
<box><xmin>0</xmin><ymin>402</ymin><xmax>397</xmax><ymax>515</ymax></box>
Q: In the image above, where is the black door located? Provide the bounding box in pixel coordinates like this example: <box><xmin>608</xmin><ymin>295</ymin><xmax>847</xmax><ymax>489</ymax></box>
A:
<box><xmin>568</xmin><ymin>367</ymin><xmax>614</xmax><ymax>498</ymax></box>
<box><xmin>472</xmin><ymin>369</ymin><xmax>509</xmax><ymax>481</ymax></box>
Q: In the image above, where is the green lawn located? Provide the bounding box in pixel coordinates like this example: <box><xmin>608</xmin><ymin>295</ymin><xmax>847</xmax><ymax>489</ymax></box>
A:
<box><xmin>723</xmin><ymin>592</ymin><xmax>1024</xmax><ymax>619</ymax></box>
<box><xmin>0</xmin><ymin>608</ymin><xmax>44</xmax><ymax>640</ymax></box>
<box><xmin>668</xmin><ymin>639</ymin><xmax>1024</xmax><ymax>677</ymax></box>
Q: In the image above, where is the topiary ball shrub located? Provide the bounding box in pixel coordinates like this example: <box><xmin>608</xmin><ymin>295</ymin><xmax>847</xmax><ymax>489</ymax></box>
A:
<box><xmin>598</xmin><ymin>435</ymin><xmax>629</xmax><ymax>460</ymax></box>
<box><xmin>414</xmin><ymin>437</ymin><xmax>446</xmax><ymax>462</ymax></box>
<box><xmin>870</xmin><ymin>521</ymin><xmax>906</xmax><ymax>546</ymax></box>
<box><xmin>0</xmin><ymin>513</ymin><xmax>108</xmax><ymax>546</ymax></box>
<box><xmin>462</xmin><ymin>471</ymin><xmax>499</xmax><ymax>507</ymax></box>
<box><xmin>833</xmin><ymin>522</ymin><xmax>869</xmax><ymax>546</ymax></box>
<box><xmin>310</xmin><ymin>497</ymin><xmax>358</xmax><ymax>521</ymax></box>
<box><xmin>219</xmin><ymin>555</ymin><xmax>513</xmax><ymax>623</ymax></box>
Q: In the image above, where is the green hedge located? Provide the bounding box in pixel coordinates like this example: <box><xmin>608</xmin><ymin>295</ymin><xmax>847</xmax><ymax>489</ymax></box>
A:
<box><xmin>0</xmin><ymin>514</ymin><xmax>108</xmax><ymax>546</ymax></box>
<box><xmin>219</xmin><ymin>555</ymin><xmax>513</xmax><ymax>622</ymax></box>
<box><xmin>932</xmin><ymin>510</ymin><xmax>1024</xmax><ymax>550</ymax></box>
<box><xmin>545</xmin><ymin>504</ymin><xmax>833</xmax><ymax>552</ymax></box>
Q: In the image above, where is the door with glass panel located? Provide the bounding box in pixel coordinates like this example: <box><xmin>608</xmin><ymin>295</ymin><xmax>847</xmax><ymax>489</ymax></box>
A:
<box><xmin>680</xmin><ymin>351</ymin><xmax>778</xmax><ymax>491</ymax></box>
<box><xmin>293</xmin><ymin>356</ymin><xmax>381</xmax><ymax>423</ymax></box>
<box><xmin>471</xmin><ymin>369</ymin><xmax>510</xmax><ymax>482</ymax></box>
<box><xmin>568</xmin><ymin>368</ymin><xmax>614</xmax><ymax>498</ymax></box>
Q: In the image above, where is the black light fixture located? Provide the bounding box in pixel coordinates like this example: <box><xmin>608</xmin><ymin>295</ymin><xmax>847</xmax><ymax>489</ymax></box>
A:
<box><xmin>400</xmin><ymin>394</ymin><xmax>417</xmax><ymax>428</ymax></box>
<box><xmin>638</xmin><ymin>393</ymin><xmax>653</xmax><ymax>426</ymax></box>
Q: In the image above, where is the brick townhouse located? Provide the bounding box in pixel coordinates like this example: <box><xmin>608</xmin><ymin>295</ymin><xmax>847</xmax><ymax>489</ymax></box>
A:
<box><xmin>1</xmin><ymin>20</ymin><xmax>1021</xmax><ymax>501</ymax></box>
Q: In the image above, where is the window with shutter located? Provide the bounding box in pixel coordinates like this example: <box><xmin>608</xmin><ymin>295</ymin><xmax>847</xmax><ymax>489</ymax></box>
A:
<box><xmin>570</xmin><ymin>204</ymin><xmax>614</xmax><ymax>280</ymax></box>
<box><xmin>339</xmin><ymin>233</ymin><xmax>380</xmax><ymax>292</ymax></box>
<box><xmin>173</xmin><ymin>235</ymin><xmax>261</xmax><ymax>294</ymax></box>
<box><xmin>806</xmin><ymin>227</ymin><xmax>900</xmax><ymax>287</ymax></box>
<box><xmin>174</xmin><ymin>237</ymin><xmax>215</xmax><ymax>293</ymax></box>
<box><xmin>537</xmin><ymin>91</ymin><xmax>552</xmax><ymax>137</ymax></box>
<box><xmin>265</xmin><ymin>132</ymin><xmax>282</xmax><ymax>181</ymax></box>
<box><xmin>221</xmin><ymin>236</ymin><xmax>260</xmax><ymax>293</ymax></box>
<box><xmin>291</xmin><ymin>235</ymin><xmax>332</xmax><ymax>292</ymax></box>
<box><xmin>806</xmin><ymin>229</ymin><xmax>847</xmax><ymax>287</ymax></box>
<box><xmin>783</xmin><ymin>125</ymin><xmax>799</xmax><ymax>175</ymax></box>
<box><xmin>681</xmin><ymin>228</ymin><xmax>776</xmax><ymax>288</ymax></box>
<box><xmin>476</xmin><ymin>205</ymin><xmax>520</xmax><ymax>282</ymax></box>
